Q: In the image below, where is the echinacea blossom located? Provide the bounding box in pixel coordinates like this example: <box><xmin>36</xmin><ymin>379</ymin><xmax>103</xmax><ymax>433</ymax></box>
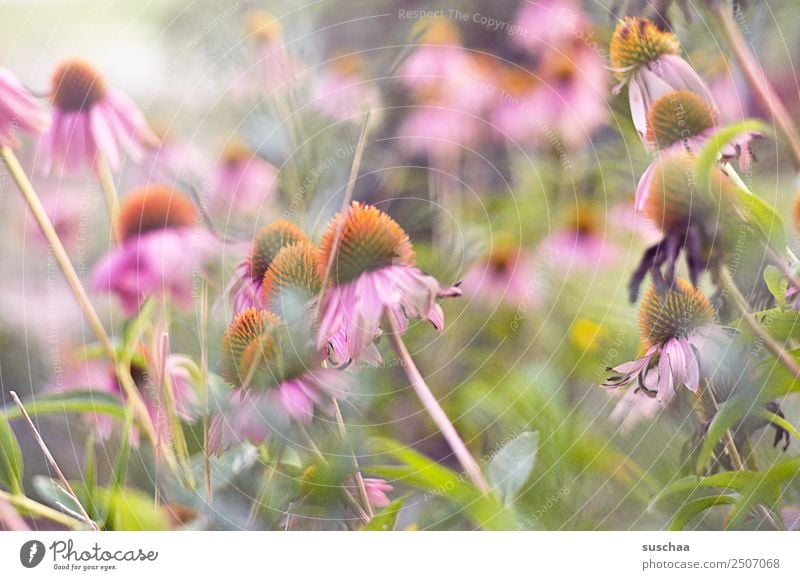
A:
<box><xmin>638</xmin><ymin>89</ymin><xmax>757</xmax><ymax>181</ymax></box>
<box><xmin>209</xmin><ymin>308</ymin><xmax>347</xmax><ymax>453</ymax></box>
<box><xmin>56</xmin><ymin>354</ymin><xmax>198</xmax><ymax>443</ymax></box>
<box><xmin>313</xmin><ymin>53</ymin><xmax>381</xmax><ymax>123</ymax></box>
<box><xmin>259</xmin><ymin>241</ymin><xmax>323</xmax><ymax>318</ymax></box>
<box><xmin>40</xmin><ymin>58</ymin><xmax>158</xmax><ymax>174</ymax></box>
<box><xmin>610</xmin><ymin>17</ymin><xmax>714</xmax><ymax>143</ymax></box>
<box><xmin>245</xmin><ymin>10</ymin><xmax>305</xmax><ymax>94</ymax></box>
<box><xmin>604</xmin><ymin>278</ymin><xmax>717</xmax><ymax>401</ymax></box>
<box><xmin>0</xmin><ymin>67</ymin><xmax>49</xmax><ymax>147</ymax></box>
<box><xmin>513</xmin><ymin>0</ymin><xmax>588</xmax><ymax>52</ymax></box>
<box><xmin>545</xmin><ymin>207</ymin><xmax>618</xmax><ymax>271</ymax></box>
<box><xmin>91</xmin><ymin>184</ymin><xmax>212</xmax><ymax>315</ymax></box>
<box><xmin>609</xmin><ymin>370</ymin><xmax>673</xmax><ymax>433</ymax></box>
<box><xmin>396</xmin><ymin>19</ymin><xmax>494</xmax><ymax>161</ymax></box>
<box><xmin>210</xmin><ymin>140</ymin><xmax>278</xmax><ymax>216</ymax></box>
<box><xmin>360</xmin><ymin>478</ymin><xmax>393</xmax><ymax>509</ymax></box>
<box><xmin>318</xmin><ymin>202</ymin><xmax>461</xmax><ymax>365</ymax></box>
<box><xmin>461</xmin><ymin>241</ymin><xmax>535</xmax><ymax>307</ymax></box>
<box><xmin>228</xmin><ymin>220</ymin><xmax>310</xmax><ymax>313</ymax></box>
<box><xmin>628</xmin><ymin>149</ymin><xmax>740</xmax><ymax>302</ymax></box>
<box><xmin>493</xmin><ymin>46</ymin><xmax>608</xmax><ymax>149</ymax></box>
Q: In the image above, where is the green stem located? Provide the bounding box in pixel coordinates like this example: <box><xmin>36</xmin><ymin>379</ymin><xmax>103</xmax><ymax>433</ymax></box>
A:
<box><xmin>719</xmin><ymin>264</ymin><xmax>800</xmax><ymax>383</ymax></box>
<box><xmin>0</xmin><ymin>489</ymin><xmax>85</xmax><ymax>530</ymax></box>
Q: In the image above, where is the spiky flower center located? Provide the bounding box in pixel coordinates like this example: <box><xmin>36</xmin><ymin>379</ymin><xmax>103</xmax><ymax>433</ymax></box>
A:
<box><xmin>248</xmin><ymin>221</ymin><xmax>310</xmax><ymax>284</ymax></box>
<box><xmin>500</xmin><ymin>68</ymin><xmax>537</xmax><ymax>97</ymax></box>
<box><xmin>51</xmin><ymin>59</ymin><xmax>108</xmax><ymax>112</ymax></box>
<box><xmin>117</xmin><ymin>185</ymin><xmax>197</xmax><ymax>242</ymax></box>
<box><xmin>639</xmin><ymin>278</ymin><xmax>715</xmax><ymax>345</ymax></box>
<box><xmin>610</xmin><ymin>17</ymin><xmax>681</xmax><ymax>82</ymax></box>
<box><xmin>260</xmin><ymin>241</ymin><xmax>323</xmax><ymax>307</ymax></box>
<box><xmin>487</xmin><ymin>242</ymin><xmax>518</xmax><ymax>274</ymax></box>
<box><xmin>319</xmin><ymin>202</ymin><xmax>415</xmax><ymax>285</ymax></box>
<box><xmin>220</xmin><ymin>308</ymin><xmax>282</xmax><ymax>388</ymax></box>
<box><xmin>646</xmin><ymin>90</ymin><xmax>717</xmax><ymax>150</ymax></box>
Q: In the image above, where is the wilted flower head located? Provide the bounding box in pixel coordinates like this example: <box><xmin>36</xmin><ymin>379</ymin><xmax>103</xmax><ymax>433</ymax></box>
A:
<box><xmin>630</xmin><ymin>149</ymin><xmax>738</xmax><ymax>300</ymax></box>
<box><xmin>605</xmin><ymin>278</ymin><xmax>717</xmax><ymax>401</ymax></box>
<box><xmin>0</xmin><ymin>67</ymin><xmax>50</xmax><ymax>148</ymax></box>
<box><xmin>610</xmin><ymin>17</ymin><xmax>713</xmax><ymax>142</ymax></box>
<box><xmin>91</xmin><ymin>184</ymin><xmax>211</xmax><ymax>314</ymax></box>
<box><xmin>42</xmin><ymin>58</ymin><xmax>158</xmax><ymax>174</ymax></box>
<box><xmin>318</xmin><ymin>202</ymin><xmax>460</xmax><ymax>365</ymax></box>
<box><xmin>228</xmin><ymin>220</ymin><xmax>310</xmax><ymax>313</ymax></box>
<box><xmin>209</xmin><ymin>308</ymin><xmax>346</xmax><ymax>452</ymax></box>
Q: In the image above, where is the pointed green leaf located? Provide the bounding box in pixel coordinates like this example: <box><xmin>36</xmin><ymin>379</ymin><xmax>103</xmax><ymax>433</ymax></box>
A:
<box><xmin>669</xmin><ymin>495</ymin><xmax>738</xmax><ymax>530</ymax></box>
<box><xmin>0</xmin><ymin>415</ymin><xmax>24</xmax><ymax>495</ymax></box>
<box><xmin>0</xmin><ymin>391</ymin><xmax>126</xmax><ymax>422</ymax></box>
<box><xmin>487</xmin><ymin>431</ymin><xmax>539</xmax><ymax>506</ymax></box>
<box><xmin>361</xmin><ymin>497</ymin><xmax>406</xmax><ymax>531</ymax></box>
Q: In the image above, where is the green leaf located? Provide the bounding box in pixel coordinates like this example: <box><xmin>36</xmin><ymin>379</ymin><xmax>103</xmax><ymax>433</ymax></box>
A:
<box><xmin>764</xmin><ymin>266</ymin><xmax>788</xmax><ymax>308</ymax></box>
<box><xmin>189</xmin><ymin>443</ymin><xmax>260</xmax><ymax>497</ymax></box>
<box><xmin>367</xmin><ymin>437</ymin><xmax>517</xmax><ymax>530</ymax></box>
<box><xmin>669</xmin><ymin>495</ymin><xmax>738</xmax><ymax>530</ymax></box>
<box><xmin>0</xmin><ymin>391</ymin><xmax>126</xmax><ymax>422</ymax></box>
<box><xmin>0</xmin><ymin>414</ymin><xmax>24</xmax><ymax>495</ymax></box>
<box><xmin>487</xmin><ymin>431</ymin><xmax>539</xmax><ymax>506</ymax></box>
<box><xmin>727</xmin><ymin>458</ymin><xmax>800</xmax><ymax>528</ymax></box>
<box><xmin>696</xmin><ymin>120</ymin><xmax>768</xmax><ymax>182</ymax></box>
<box><xmin>651</xmin><ymin>471</ymin><xmax>756</xmax><ymax>511</ymax></box>
<box><xmin>32</xmin><ymin>475</ymin><xmax>84</xmax><ymax>518</ymax></box>
<box><xmin>696</xmin><ymin>393</ymin><xmax>758</xmax><ymax>474</ymax></box>
<box><xmin>361</xmin><ymin>497</ymin><xmax>406</xmax><ymax>531</ymax></box>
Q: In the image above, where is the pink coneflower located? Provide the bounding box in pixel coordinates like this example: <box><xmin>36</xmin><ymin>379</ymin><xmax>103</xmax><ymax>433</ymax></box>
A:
<box><xmin>41</xmin><ymin>58</ymin><xmax>158</xmax><ymax>174</ymax></box>
<box><xmin>210</xmin><ymin>140</ymin><xmax>278</xmax><ymax>216</ymax></box>
<box><xmin>610</xmin><ymin>17</ymin><xmax>714</xmax><ymax>143</ymax></box>
<box><xmin>461</xmin><ymin>241</ymin><xmax>535</xmax><ymax>307</ymax></box>
<box><xmin>246</xmin><ymin>10</ymin><xmax>305</xmax><ymax>94</ymax></box>
<box><xmin>228</xmin><ymin>220</ymin><xmax>310</xmax><ymax>313</ymax></box>
<box><xmin>513</xmin><ymin>0</ymin><xmax>587</xmax><ymax>52</ymax></box>
<box><xmin>0</xmin><ymin>67</ymin><xmax>50</xmax><ymax>147</ymax></box>
<box><xmin>318</xmin><ymin>202</ymin><xmax>460</xmax><ymax>365</ymax></box>
<box><xmin>360</xmin><ymin>478</ymin><xmax>393</xmax><ymax>509</ymax></box>
<box><xmin>56</xmin><ymin>354</ymin><xmax>198</xmax><ymax>443</ymax></box>
<box><xmin>209</xmin><ymin>308</ymin><xmax>347</xmax><ymax>452</ymax></box>
<box><xmin>604</xmin><ymin>278</ymin><xmax>717</xmax><ymax>401</ymax></box>
<box><xmin>492</xmin><ymin>44</ymin><xmax>608</xmax><ymax>149</ymax></box>
<box><xmin>313</xmin><ymin>53</ymin><xmax>381</xmax><ymax>123</ymax></box>
<box><xmin>609</xmin><ymin>368</ymin><xmax>673</xmax><ymax>433</ymax></box>
<box><xmin>628</xmin><ymin>149</ymin><xmax>744</xmax><ymax>301</ymax></box>
<box><xmin>396</xmin><ymin>19</ymin><xmax>494</xmax><ymax>161</ymax></box>
<box><xmin>545</xmin><ymin>206</ymin><xmax>618</xmax><ymax>270</ymax></box>
<box><xmin>639</xmin><ymin>90</ymin><xmax>757</xmax><ymax>183</ymax></box>
<box><xmin>91</xmin><ymin>184</ymin><xmax>211</xmax><ymax>315</ymax></box>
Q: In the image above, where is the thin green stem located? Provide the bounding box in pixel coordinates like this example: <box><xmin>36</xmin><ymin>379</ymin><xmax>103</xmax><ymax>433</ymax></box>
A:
<box><xmin>719</xmin><ymin>264</ymin><xmax>800</xmax><ymax>383</ymax></box>
<box><xmin>0</xmin><ymin>489</ymin><xmax>85</xmax><ymax>530</ymax></box>
<box><xmin>10</xmin><ymin>391</ymin><xmax>99</xmax><ymax>531</ymax></box>
<box><xmin>97</xmin><ymin>155</ymin><xmax>121</xmax><ymax>244</ymax></box>
<box><xmin>332</xmin><ymin>398</ymin><xmax>373</xmax><ymax>520</ymax></box>
<box><xmin>384</xmin><ymin>316</ymin><xmax>491</xmax><ymax>494</ymax></box>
